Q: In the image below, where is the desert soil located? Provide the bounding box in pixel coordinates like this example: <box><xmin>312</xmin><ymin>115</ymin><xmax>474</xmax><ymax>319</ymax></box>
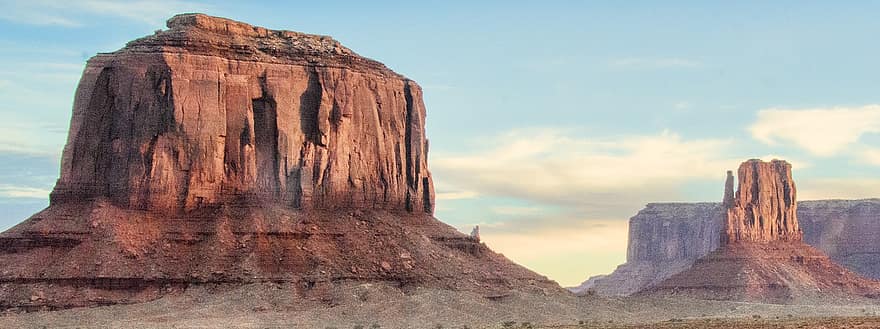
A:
<box><xmin>1</xmin><ymin>283</ymin><xmax>879</xmax><ymax>328</ymax></box>
<box><xmin>545</xmin><ymin>317</ymin><xmax>880</xmax><ymax>328</ymax></box>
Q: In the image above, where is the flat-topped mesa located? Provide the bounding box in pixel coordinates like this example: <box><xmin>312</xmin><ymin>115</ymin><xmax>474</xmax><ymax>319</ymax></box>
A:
<box><xmin>723</xmin><ymin>159</ymin><xmax>802</xmax><ymax>244</ymax></box>
<box><xmin>0</xmin><ymin>14</ymin><xmax>562</xmax><ymax>311</ymax></box>
<box><xmin>51</xmin><ymin>13</ymin><xmax>434</xmax><ymax>214</ymax></box>
<box><xmin>121</xmin><ymin>13</ymin><xmax>399</xmax><ymax>77</ymax></box>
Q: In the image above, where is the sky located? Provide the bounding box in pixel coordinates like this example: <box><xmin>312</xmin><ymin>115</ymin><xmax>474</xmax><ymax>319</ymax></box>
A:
<box><xmin>0</xmin><ymin>1</ymin><xmax>879</xmax><ymax>287</ymax></box>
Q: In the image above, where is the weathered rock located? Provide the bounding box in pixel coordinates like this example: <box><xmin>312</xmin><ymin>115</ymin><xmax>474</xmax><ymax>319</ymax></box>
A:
<box><xmin>570</xmin><ymin>203</ymin><xmax>723</xmax><ymax>296</ymax></box>
<box><xmin>571</xmin><ymin>199</ymin><xmax>880</xmax><ymax>296</ymax></box>
<box><xmin>723</xmin><ymin>159</ymin><xmax>801</xmax><ymax>243</ymax></box>
<box><xmin>642</xmin><ymin>159</ymin><xmax>880</xmax><ymax>303</ymax></box>
<box><xmin>799</xmin><ymin>200</ymin><xmax>880</xmax><ymax>279</ymax></box>
<box><xmin>53</xmin><ymin>13</ymin><xmax>434</xmax><ymax>214</ymax></box>
<box><xmin>0</xmin><ymin>13</ymin><xmax>562</xmax><ymax>311</ymax></box>
<box><xmin>470</xmin><ymin>225</ymin><xmax>481</xmax><ymax>241</ymax></box>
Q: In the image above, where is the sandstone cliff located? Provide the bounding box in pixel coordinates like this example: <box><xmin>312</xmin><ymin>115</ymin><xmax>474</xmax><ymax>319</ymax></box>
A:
<box><xmin>0</xmin><ymin>14</ymin><xmax>561</xmax><ymax>311</ymax></box>
<box><xmin>643</xmin><ymin>159</ymin><xmax>880</xmax><ymax>303</ymax></box>
<box><xmin>572</xmin><ymin>199</ymin><xmax>880</xmax><ymax>296</ymax></box>
<box><xmin>723</xmin><ymin>160</ymin><xmax>801</xmax><ymax>243</ymax></box>
<box><xmin>53</xmin><ymin>13</ymin><xmax>434</xmax><ymax>214</ymax></box>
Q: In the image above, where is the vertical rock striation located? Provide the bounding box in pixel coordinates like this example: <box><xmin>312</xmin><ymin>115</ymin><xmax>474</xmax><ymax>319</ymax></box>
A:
<box><xmin>572</xmin><ymin>199</ymin><xmax>880</xmax><ymax>296</ymax></box>
<box><xmin>642</xmin><ymin>159</ymin><xmax>880</xmax><ymax>303</ymax></box>
<box><xmin>723</xmin><ymin>160</ymin><xmax>801</xmax><ymax>243</ymax></box>
<box><xmin>0</xmin><ymin>13</ymin><xmax>562</xmax><ymax>311</ymax></box>
<box><xmin>52</xmin><ymin>13</ymin><xmax>434</xmax><ymax>214</ymax></box>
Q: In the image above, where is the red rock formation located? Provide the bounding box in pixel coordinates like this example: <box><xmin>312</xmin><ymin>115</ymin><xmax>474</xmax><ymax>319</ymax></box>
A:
<box><xmin>643</xmin><ymin>159</ymin><xmax>880</xmax><ymax>303</ymax></box>
<box><xmin>53</xmin><ymin>13</ymin><xmax>434</xmax><ymax>214</ymax></box>
<box><xmin>570</xmin><ymin>199</ymin><xmax>880</xmax><ymax>297</ymax></box>
<box><xmin>0</xmin><ymin>14</ymin><xmax>561</xmax><ymax>311</ymax></box>
<box><xmin>723</xmin><ymin>160</ymin><xmax>801</xmax><ymax>243</ymax></box>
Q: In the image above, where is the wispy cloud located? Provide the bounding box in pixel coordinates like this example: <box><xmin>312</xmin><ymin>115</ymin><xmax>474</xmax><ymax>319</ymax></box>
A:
<box><xmin>0</xmin><ymin>122</ymin><xmax>67</xmax><ymax>157</ymax></box>
<box><xmin>862</xmin><ymin>148</ymin><xmax>880</xmax><ymax>166</ymax></box>
<box><xmin>433</xmin><ymin>128</ymin><xmax>737</xmax><ymax>217</ymax></box>
<box><xmin>749</xmin><ymin>105</ymin><xmax>880</xmax><ymax>157</ymax></box>
<box><xmin>0</xmin><ymin>0</ymin><xmax>211</xmax><ymax>27</ymax></box>
<box><xmin>798</xmin><ymin>178</ymin><xmax>880</xmax><ymax>200</ymax></box>
<box><xmin>489</xmin><ymin>206</ymin><xmax>543</xmax><ymax>216</ymax></box>
<box><xmin>435</xmin><ymin>190</ymin><xmax>479</xmax><ymax>200</ymax></box>
<box><xmin>0</xmin><ymin>185</ymin><xmax>51</xmax><ymax>199</ymax></box>
<box><xmin>608</xmin><ymin>57</ymin><xmax>703</xmax><ymax>69</ymax></box>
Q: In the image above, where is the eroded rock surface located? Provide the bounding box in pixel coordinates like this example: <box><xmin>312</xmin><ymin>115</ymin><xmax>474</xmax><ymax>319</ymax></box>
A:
<box><xmin>0</xmin><ymin>14</ymin><xmax>561</xmax><ymax>311</ymax></box>
<box><xmin>572</xmin><ymin>199</ymin><xmax>880</xmax><ymax>296</ymax></box>
<box><xmin>643</xmin><ymin>159</ymin><xmax>880</xmax><ymax>303</ymax></box>
<box><xmin>54</xmin><ymin>13</ymin><xmax>433</xmax><ymax>214</ymax></box>
<box><xmin>723</xmin><ymin>160</ymin><xmax>801</xmax><ymax>243</ymax></box>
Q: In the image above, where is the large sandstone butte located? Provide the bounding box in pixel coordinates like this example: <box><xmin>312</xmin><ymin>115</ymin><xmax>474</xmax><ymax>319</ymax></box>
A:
<box><xmin>722</xmin><ymin>161</ymin><xmax>801</xmax><ymax>243</ymax></box>
<box><xmin>643</xmin><ymin>159</ymin><xmax>880</xmax><ymax>303</ymax></box>
<box><xmin>0</xmin><ymin>13</ymin><xmax>560</xmax><ymax>311</ymax></box>
<box><xmin>571</xmin><ymin>199</ymin><xmax>880</xmax><ymax>296</ymax></box>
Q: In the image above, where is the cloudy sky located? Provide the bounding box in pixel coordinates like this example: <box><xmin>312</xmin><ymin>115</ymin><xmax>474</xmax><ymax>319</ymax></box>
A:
<box><xmin>0</xmin><ymin>1</ymin><xmax>878</xmax><ymax>286</ymax></box>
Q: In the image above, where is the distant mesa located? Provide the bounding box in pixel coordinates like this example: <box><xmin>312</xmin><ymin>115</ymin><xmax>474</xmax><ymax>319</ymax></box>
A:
<box><xmin>571</xmin><ymin>162</ymin><xmax>880</xmax><ymax>298</ymax></box>
<box><xmin>640</xmin><ymin>159</ymin><xmax>880</xmax><ymax>303</ymax></box>
<box><xmin>0</xmin><ymin>13</ymin><xmax>562</xmax><ymax>311</ymax></box>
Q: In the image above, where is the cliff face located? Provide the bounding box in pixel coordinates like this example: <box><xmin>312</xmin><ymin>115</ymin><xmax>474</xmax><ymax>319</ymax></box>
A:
<box><xmin>0</xmin><ymin>14</ymin><xmax>562</xmax><ymax>311</ymax></box>
<box><xmin>723</xmin><ymin>160</ymin><xmax>800</xmax><ymax>243</ymax></box>
<box><xmin>574</xmin><ymin>200</ymin><xmax>880</xmax><ymax>296</ymax></box>
<box><xmin>799</xmin><ymin>200</ymin><xmax>880</xmax><ymax>279</ymax></box>
<box><xmin>53</xmin><ymin>13</ymin><xmax>434</xmax><ymax>214</ymax></box>
<box><xmin>627</xmin><ymin>203</ymin><xmax>723</xmax><ymax>263</ymax></box>
<box><xmin>644</xmin><ymin>159</ymin><xmax>880</xmax><ymax>303</ymax></box>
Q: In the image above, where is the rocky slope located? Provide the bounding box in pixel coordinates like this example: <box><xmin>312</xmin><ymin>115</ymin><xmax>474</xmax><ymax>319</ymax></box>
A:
<box><xmin>642</xmin><ymin>159</ymin><xmax>880</xmax><ymax>303</ymax></box>
<box><xmin>572</xmin><ymin>199</ymin><xmax>880</xmax><ymax>296</ymax></box>
<box><xmin>0</xmin><ymin>13</ymin><xmax>561</xmax><ymax>311</ymax></box>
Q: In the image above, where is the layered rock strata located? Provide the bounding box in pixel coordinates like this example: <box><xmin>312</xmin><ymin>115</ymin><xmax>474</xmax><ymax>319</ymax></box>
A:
<box><xmin>54</xmin><ymin>13</ymin><xmax>434</xmax><ymax>214</ymax></box>
<box><xmin>723</xmin><ymin>160</ymin><xmax>801</xmax><ymax>243</ymax></box>
<box><xmin>574</xmin><ymin>198</ymin><xmax>880</xmax><ymax>296</ymax></box>
<box><xmin>0</xmin><ymin>14</ymin><xmax>561</xmax><ymax>311</ymax></box>
<box><xmin>643</xmin><ymin>159</ymin><xmax>880</xmax><ymax>303</ymax></box>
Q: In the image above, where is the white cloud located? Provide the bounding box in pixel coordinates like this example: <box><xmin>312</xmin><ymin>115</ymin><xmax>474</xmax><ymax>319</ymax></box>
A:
<box><xmin>608</xmin><ymin>57</ymin><xmax>703</xmax><ymax>69</ymax></box>
<box><xmin>0</xmin><ymin>185</ymin><xmax>51</xmax><ymax>199</ymax></box>
<box><xmin>489</xmin><ymin>206</ymin><xmax>543</xmax><ymax>216</ymax></box>
<box><xmin>749</xmin><ymin>105</ymin><xmax>880</xmax><ymax>156</ymax></box>
<box><xmin>432</xmin><ymin>128</ymin><xmax>737</xmax><ymax>217</ymax></box>
<box><xmin>798</xmin><ymin>178</ymin><xmax>880</xmax><ymax>200</ymax></box>
<box><xmin>0</xmin><ymin>0</ymin><xmax>211</xmax><ymax>27</ymax></box>
<box><xmin>435</xmin><ymin>190</ymin><xmax>479</xmax><ymax>200</ymax></box>
<box><xmin>0</xmin><ymin>3</ymin><xmax>82</xmax><ymax>27</ymax></box>
<box><xmin>0</xmin><ymin>121</ymin><xmax>66</xmax><ymax>157</ymax></box>
<box><xmin>861</xmin><ymin>148</ymin><xmax>880</xmax><ymax>166</ymax></box>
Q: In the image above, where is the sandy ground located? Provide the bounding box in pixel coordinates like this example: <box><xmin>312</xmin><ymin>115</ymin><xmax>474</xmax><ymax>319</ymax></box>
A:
<box><xmin>546</xmin><ymin>317</ymin><xmax>880</xmax><ymax>328</ymax></box>
<box><xmin>1</xmin><ymin>283</ymin><xmax>879</xmax><ymax>328</ymax></box>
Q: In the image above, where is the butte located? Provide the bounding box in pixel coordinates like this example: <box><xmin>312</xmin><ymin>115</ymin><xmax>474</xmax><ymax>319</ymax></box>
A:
<box><xmin>644</xmin><ymin>159</ymin><xmax>880</xmax><ymax>303</ymax></box>
<box><xmin>0</xmin><ymin>13</ymin><xmax>561</xmax><ymax>310</ymax></box>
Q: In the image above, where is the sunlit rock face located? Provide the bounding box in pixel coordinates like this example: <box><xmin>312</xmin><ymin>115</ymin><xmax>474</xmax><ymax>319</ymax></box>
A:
<box><xmin>572</xmin><ymin>161</ymin><xmax>879</xmax><ymax>297</ymax></box>
<box><xmin>53</xmin><ymin>13</ymin><xmax>434</xmax><ymax>214</ymax></box>
<box><xmin>722</xmin><ymin>160</ymin><xmax>801</xmax><ymax>244</ymax></box>
<box><xmin>0</xmin><ymin>14</ymin><xmax>563</xmax><ymax>311</ymax></box>
<box><xmin>642</xmin><ymin>160</ymin><xmax>880</xmax><ymax>303</ymax></box>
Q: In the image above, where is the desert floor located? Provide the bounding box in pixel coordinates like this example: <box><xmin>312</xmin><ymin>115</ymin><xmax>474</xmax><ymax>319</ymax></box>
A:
<box><xmin>1</xmin><ymin>283</ymin><xmax>879</xmax><ymax>328</ymax></box>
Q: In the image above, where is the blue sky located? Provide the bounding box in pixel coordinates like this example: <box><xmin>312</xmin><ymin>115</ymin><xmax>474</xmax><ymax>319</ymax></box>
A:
<box><xmin>0</xmin><ymin>1</ymin><xmax>879</xmax><ymax>286</ymax></box>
